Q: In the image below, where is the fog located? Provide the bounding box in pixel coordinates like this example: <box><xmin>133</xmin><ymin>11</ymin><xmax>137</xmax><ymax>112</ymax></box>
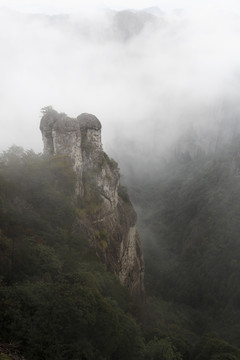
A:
<box><xmin>1</xmin><ymin>1</ymin><xmax>240</xmax><ymax>174</ymax></box>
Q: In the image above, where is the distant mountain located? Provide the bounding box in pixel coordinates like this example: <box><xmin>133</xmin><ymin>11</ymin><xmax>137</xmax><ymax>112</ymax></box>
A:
<box><xmin>111</xmin><ymin>9</ymin><xmax>158</xmax><ymax>41</ymax></box>
<box><xmin>142</xmin><ymin>6</ymin><xmax>165</xmax><ymax>16</ymax></box>
<box><xmin>1</xmin><ymin>6</ymin><xmax>166</xmax><ymax>43</ymax></box>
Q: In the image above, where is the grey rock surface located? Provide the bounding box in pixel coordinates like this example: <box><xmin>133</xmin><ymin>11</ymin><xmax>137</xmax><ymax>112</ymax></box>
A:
<box><xmin>40</xmin><ymin>108</ymin><xmax>145</xmax><ymax>303</ymax></box>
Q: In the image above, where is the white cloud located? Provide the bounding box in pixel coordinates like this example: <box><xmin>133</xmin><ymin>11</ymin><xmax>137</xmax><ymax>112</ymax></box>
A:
<box><xmin>1</xmin><ymin>1</ymin><xmax>240</xmax><ymax>158</ymax></box>
<box><xmin>0</xmin><ymin>0</ymin><xmax>201</xmax><ymax>14</ymax></box>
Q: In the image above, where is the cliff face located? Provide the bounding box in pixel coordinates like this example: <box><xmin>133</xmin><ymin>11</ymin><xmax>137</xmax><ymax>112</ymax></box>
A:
<box><xmin>40</xmin><ymin>107</ymin><xmax>144</xmax><ymax>302</ymax></box>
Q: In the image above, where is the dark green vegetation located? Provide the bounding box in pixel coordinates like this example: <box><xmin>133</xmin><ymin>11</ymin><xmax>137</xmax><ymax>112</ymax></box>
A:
<box><xmin>0</xmin><ymin>147</ymin><xmax>143</xmax><ymax>360</ymax></box>
<box><xmin>127</xmin><ymin>136</ymin><xmax>240</xmax><ymax>359</ymax></box>
<box><xmin>1</xmin><ymin>145</ymin><xmax>240</xmax><ymax>359</ymax></box>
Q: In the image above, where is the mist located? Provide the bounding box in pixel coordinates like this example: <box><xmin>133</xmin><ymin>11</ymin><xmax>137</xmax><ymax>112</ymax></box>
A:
<box><xmin>1</xmin><ymin>3</ymin><xmax>240</xmax><ymax>175</ymax></box>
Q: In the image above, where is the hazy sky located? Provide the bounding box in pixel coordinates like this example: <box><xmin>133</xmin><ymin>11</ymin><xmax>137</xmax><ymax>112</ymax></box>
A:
<box><xmin>1</xmin><ymin>0</ymin><xmax>240</xmax><ymax>157</ymax></box>
<box><xmin>0</xmin><ymin>0</ymin><xmax>194</xmax><ymax>13</ymax></box>
<box><xmin>2</xmin><ymin>0</ymin><xmax>240</xmax><ymax>14</ymax></box>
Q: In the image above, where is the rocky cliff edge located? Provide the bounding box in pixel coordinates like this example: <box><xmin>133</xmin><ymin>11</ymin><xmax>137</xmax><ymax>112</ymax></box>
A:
<box><xmin>40</xmin><ymin>107</ymin><xmax>145</xmax><ymax>303</ymax></box>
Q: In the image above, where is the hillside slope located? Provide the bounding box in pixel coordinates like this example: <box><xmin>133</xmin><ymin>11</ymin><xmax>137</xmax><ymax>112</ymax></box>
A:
<box><xmin>0</xmin><ymin>146</ymin><xmax>143</xmax><ymax>359</ymax></box>
<box><xmin>129</xmin><ymin>134</ymin><xmax>240</xmax><ymax>347</ymax></box>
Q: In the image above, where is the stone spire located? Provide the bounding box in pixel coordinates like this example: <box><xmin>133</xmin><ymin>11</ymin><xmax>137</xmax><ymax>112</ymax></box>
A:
<box><xmin>40</xmin><ymin>107</ymin><xmax>145</xmax><ymax>303</ymax></box>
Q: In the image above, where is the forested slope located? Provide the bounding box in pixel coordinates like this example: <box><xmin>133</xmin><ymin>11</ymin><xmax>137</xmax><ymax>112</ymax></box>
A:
<box><xmin>1</xmin><ymin>145</ymin><xmax>240</xmax><ymax>359</ymax></box>
<box><xmin>129</xmin><ymin>135</ymin><xmax>240</xmax><ymax>352</ymax></box>
<box><xmin>0</xmin><ymin>147</ymin><xmax>143</xmax><ymax>360</ymax></box>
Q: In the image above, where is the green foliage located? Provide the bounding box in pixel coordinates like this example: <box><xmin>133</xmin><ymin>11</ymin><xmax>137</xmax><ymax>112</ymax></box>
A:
<box><xmin>103</xmin><ymin>152</ymin><xmax>119</xmax><ymax>171</ymax></box>
<box><xmin>0</xmin><ymin>353</ymin><xmax>12</xmax><ymax>360</ymax></box>
<box><xmin>78</xmin><ymin>168</ymin><xmax>103</xmax><ymax>216</ymax></box>
<box><xmin>192</xmin><ymin>334</ymin><xmax>240</xmax><ymax>360</ymax></box>
<box><xmin>144</xmin><ymin>337</ymin><xmax>183</xmax><ymax>360</ymax></box>
<box><xmin>4</xmin><ymin>142</ymin><xmax>240</xmax><ymax>359</ymax></box>
<box><xmin>0</xmin><ymin>281</ymin><xmax>143</xmax><ymax>360</ymax></box>
<box><xmin>0</xmin><ymin>147</ymin><xmax>143</xmax><ymax>359</ymax></box>
<box><xmin>118</xmin><ymin>184</ymin><xmax>131</xmax><ymax>203</ymax></box>
<box><xmin>128</xmin><ymin>139</ymin><xmax>240</xmax><ymax>351</ymax></box>
<box><xmin>95</xmin><ymin>229</ymin><xmax>108</xmax><ymax>249</ymax></box>
<box><xmin>40</xmin><ymin>105</ymin><xmax>54</xmax><ymax>114</ymax></box>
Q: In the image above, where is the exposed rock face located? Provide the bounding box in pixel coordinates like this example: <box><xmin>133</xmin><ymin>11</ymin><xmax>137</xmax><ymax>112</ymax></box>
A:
<box><xmin>40</xmin><ymin>108</ymin><xmax>145</xmax><ymax>302</ymax></box>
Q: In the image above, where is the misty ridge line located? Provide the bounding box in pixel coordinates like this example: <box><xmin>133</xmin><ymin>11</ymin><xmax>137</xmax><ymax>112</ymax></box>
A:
<box><xmin>1</xmin><ymin>5</ymin><xmax>240</xmax><ymax>175</ymax></box>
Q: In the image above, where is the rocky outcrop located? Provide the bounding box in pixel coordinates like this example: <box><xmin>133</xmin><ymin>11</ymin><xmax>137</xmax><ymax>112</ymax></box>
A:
<box><xmin>40</xmin><ymin>107</ymin><xmax>145</xmax><ymax>303</ymax></box>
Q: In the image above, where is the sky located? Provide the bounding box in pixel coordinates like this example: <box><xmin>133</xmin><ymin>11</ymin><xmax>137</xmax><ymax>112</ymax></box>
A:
<box><xmin>1</xmin><ymin>0</ymin><xmax>240</xmax><ymax>14</ymax></box>
<box><xmin>1</xmin><ymin>0</ymin><xmax>240</xmax><ymax>162</ymax></box>
<box><xmin>0</xmin><ymin>0</ymin><xmax>192</xmax><ymax>14</ymax></box>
